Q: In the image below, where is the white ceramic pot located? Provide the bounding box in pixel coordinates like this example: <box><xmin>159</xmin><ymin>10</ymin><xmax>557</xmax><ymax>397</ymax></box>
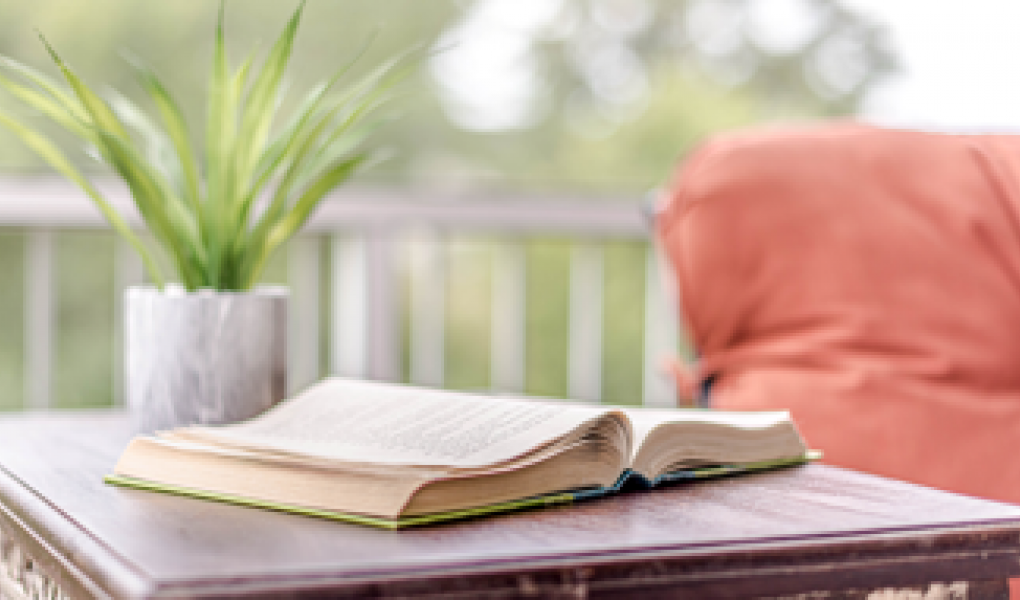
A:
<box><xmin>125</xmin><ymin>285</ymin><xmax>288</xmax><ymax>433</ymax></box>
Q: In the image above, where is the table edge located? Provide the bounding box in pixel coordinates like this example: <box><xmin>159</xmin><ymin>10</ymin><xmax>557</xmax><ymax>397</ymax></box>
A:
<box><xmin>7</xmin><ymin>456</ymin><xmax>1020</xmax><ymax>600</ymax></box>
<box><xmin>0</xmin><ymin>463</ymin><xmax>154</xmax><ymax>599</ymax></box>
<box><xmin>143</xmin><ymin>519</ymin><xmax>1020</xmax><ymax>598</ymax></box>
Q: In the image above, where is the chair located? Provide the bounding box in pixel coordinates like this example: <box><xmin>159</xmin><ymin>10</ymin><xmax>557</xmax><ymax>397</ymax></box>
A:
<box><xmin>657</xmin><ymin>123</ymin><xmax>1020</xmax><ymax>505</ymax></box>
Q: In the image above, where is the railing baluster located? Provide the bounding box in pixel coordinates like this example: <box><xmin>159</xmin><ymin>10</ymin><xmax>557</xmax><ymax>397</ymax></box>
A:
<box><xmin>491</xmin><ymin>241</ymin><xmax>526</xmax><ymax>393</ymax></box>
<box><xmin>364</xmin><ymin>229</ymin><xmax>401</xmax><ymax>382</ymax></box>
<box><xmin>287</xmin><ymin>235</ymin><xmax>321</xmax><ymax>394</ymax></box>
<box><xmin>113</xmin><ymin>235</ymin><xmax>145</xmax><ymax>406</ymax></box>
<box><xmin>330</xmin><ymin>229</ymin><xmax>401</xmax><ymax>382</ymax></box>
<box><xmin>568</xmin><ymin>242</ymin><xmax>603</xmax><ymax>402</ymax></box>
<box><xmin>409</xmin><ymin>231</ymin><xmax>445</xmax><ymax>387</ymax></box>
<box><xmin>642</xmin><ymin>242</ymin><xmax>678</xmax><ymax>407</ymax></box>
<box><xmin>331</xmin><ymin>233</ymin><xmax>368</xmax><ymax>379</ymax></box>
<box><xmin>25</xmin><ymin>230</ymin><xmax>54</xmax><ymax>411</ymax></box>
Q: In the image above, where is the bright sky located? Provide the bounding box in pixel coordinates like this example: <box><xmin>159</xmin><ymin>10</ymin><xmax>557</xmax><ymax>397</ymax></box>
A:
<box><xmin>431</xmin><ymin>0</ymin><xmax>1020</xmax><ymax>133</ymax></box>
<box><xmin>838</xmin><ymin>0</ymin><xmax>1020</xmax><ymax>131</ymax></box>
<box><xmin>430</xmin><ymin>0</ymin><xmax>558</xmax><ymax>131</ymax></box>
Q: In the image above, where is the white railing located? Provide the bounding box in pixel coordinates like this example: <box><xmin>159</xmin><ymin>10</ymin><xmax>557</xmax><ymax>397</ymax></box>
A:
<box><xmin>0</xmin><ymin>177</ymin><xmax>681</xmax><ymax>409</ymax></box>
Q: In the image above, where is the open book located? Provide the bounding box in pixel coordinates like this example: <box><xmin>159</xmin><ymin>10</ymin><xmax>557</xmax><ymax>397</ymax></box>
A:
<box><xmin>107</xmin><ymin>378</ymin><xmax>815</xmax><ymax>528</ymax></box>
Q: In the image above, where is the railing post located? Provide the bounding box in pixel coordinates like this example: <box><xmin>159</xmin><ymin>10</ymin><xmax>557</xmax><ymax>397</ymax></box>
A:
<box><xmin>288</xmin><ymin>235</ymin><xmax>321</xmax><ymax>394</ymax></box>
<box><xmin>409</xmin><ymin>230</ymin><xmax>445</xmax><ymax>387</ymax></box>
<box><xmin>330</xmin><ymin>229</ymin><xmax>401</xmax><ymax>383</ymax></box>
<box><xmin>642</xmin><ymin>242</ymin><xmax>678</xmax><ymax>407</ymax></box>
<box><xmin>112</xmin><ymin>235</ymin><xmax>145</xmax><ymax>406</ymax></box>
<box><xmin>331</xmin><ymin>234</ymin><xmax>367</xmax><ymax>379</ymax></box>
<box><xmin>491</xmin><ymin>241</ymin><xmax>526</xmax><ymax>393</ymax></box>
<box><xmin>25</xmin><ymin>230</ymin><xmax>54</xmax><ymax>411</ymax></box>
<box><xmin>364</xmin><ymin>229</ymin><xmax>401</xmax><ymax>382</ymax></box>
<box><xmin>568</xmin><ymin>242</ymin><xmax>603</xmax><ymax>402</ymax></box>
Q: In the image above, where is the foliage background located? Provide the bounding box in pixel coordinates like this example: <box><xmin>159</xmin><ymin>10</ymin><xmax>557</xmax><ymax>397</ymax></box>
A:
<box><xmin>0</xmin><ymin>0</ymin><xmax>895</xmax><ymax>410</ymax></box>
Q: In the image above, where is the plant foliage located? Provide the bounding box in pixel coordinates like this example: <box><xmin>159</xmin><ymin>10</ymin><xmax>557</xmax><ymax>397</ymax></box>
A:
<box><xmin>0</xmin><ymin>2</ymin><xmax>410</xmax><ymax>290</ymax></box>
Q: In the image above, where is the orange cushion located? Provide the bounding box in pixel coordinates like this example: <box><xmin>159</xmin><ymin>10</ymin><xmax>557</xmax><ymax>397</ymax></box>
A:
<box><xmin>657</xmin><ymin>123</ymin><xmax>1020</xmax><ymax>504</ymax></box>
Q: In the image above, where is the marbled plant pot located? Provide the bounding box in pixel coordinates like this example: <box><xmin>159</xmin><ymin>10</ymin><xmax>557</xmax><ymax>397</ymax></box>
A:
<box><xmin>125</xmin><ymin>285</ymin><xmax>288</xmax><ymax>433</ymax></box>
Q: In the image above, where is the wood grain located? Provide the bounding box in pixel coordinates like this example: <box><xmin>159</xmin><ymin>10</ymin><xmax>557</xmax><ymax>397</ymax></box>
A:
<box><xmin>1</xmin><ymin>411</ymin><xmax>1018</xmax><ymax>598</ymax></box>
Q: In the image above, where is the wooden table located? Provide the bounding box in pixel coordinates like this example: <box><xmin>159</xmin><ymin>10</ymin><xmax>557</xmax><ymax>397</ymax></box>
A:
<box><xmin>1</xmin><ymin>412</ymin><xmax>1019</xmax><ymax>599</ymax></box>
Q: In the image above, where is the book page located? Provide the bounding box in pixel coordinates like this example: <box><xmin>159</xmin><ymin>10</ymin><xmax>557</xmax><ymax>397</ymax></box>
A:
<box><xmin>182</xmin><ymin>378</ymin><xmax>615</xmax><ymax>468</ymax></box>
<box><xmin>620</xmin><ymin>407</ymin><xmax>796</xmax><ymax>462</ymax></box>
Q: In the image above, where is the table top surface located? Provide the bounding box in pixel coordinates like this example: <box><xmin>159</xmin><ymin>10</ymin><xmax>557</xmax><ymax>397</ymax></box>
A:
<box><xmin>2</xmin><ymin>410</ymin><xmax>1020</xmax><ymax>599</ymax></box>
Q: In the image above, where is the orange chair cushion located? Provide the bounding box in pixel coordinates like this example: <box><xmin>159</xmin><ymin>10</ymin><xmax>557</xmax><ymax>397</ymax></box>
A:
<box><xmin>658</xmin><ymin>123</ymin><xmax>1020</xmax><ymax>504</ymax></box>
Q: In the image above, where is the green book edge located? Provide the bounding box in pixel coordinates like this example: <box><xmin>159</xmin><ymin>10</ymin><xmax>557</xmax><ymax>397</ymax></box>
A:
<box><xmin>104</xmin><ymin>451</ymin><xmax>822</xmax><ymax>529</ymax></box>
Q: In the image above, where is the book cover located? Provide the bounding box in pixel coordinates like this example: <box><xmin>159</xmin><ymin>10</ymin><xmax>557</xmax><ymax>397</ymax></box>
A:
<box><xmin>105</xmin><ymin>452</ymin><xmax>819</xmax><ymax>529</ymax></box>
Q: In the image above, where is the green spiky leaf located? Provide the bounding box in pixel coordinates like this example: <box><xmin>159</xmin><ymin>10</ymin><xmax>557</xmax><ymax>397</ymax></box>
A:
<box><xmin>0</xmin><ymin>2</ymin><xmax>416</xmax><ymax>291</ymax></box>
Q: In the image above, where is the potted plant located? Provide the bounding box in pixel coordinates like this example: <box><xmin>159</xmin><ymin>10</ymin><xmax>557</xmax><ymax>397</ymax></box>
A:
<box><xmin>0</xmin><ymin>3</ymin><xmax>409</xmax><ymax>431</ymax></box>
